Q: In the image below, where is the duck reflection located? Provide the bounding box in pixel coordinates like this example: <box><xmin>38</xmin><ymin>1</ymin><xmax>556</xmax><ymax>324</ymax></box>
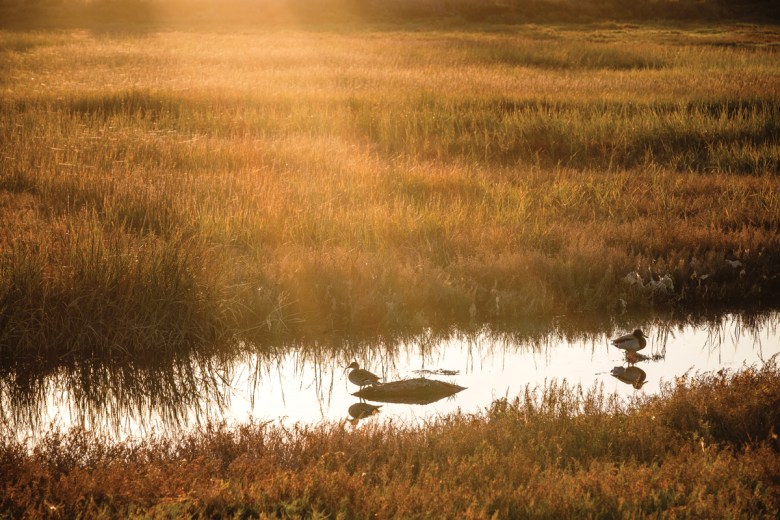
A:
<box><xmin>348</xmin><ymin>402</ymin><xmax>382</xmax><ymax>421</ymax></box>
<box><xmin>625</xmin><ymin>351</ymin><xmax>654</xmax><ymax>364</ymax></box>
<box><xmin>610</xmin><ymin>366</ymin><xmax>648</xmax><ymax>389</ymax></box>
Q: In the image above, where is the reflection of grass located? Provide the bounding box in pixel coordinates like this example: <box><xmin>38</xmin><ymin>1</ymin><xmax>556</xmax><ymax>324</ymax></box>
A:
<box><xmin>2</xmin><ymin>361</ymin><xmax>779</xmax><ymax>517</ymax></box>
<box><xmin>0</xmin><ymin>355</ymin><xmax>232</xmax><ymax>436</ymax></box>
<box><xmin>1</xmin><ymin>26</ymin><xmax>780</xmax><ymax>362</ymax></box>
<box><xmin>4</xmin><ymin>311</ymin><xmax>772</xmax><ymax>439</ymax></box>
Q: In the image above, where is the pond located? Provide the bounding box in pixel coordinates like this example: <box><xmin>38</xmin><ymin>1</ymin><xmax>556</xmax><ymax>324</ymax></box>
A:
<box><xmin>3</xmin><ymin>312</ymin><xmax>779</xmax><ymax>443</ymax></box>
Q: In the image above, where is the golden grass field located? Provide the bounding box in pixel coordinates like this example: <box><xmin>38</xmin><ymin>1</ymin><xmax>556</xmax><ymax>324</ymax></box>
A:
<box><xmin>1</xmin><ymin>1</ymin><xmax>780</xmax><ymax>516</ymax></box>
<box><xmin>2</xmin><ymin>21</ymin><xmax>779</xmax><ymax>363</ymax></box>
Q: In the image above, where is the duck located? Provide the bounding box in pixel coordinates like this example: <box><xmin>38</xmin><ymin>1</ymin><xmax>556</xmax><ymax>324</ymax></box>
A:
<box><xmin>611</xmin><ymin>329</ymin><xmax>647</xmax><ymax>353</ymax></box>
<box><xmin>348</xmin><ymin>402</ymin><xmax>382</xmax><ymax>420</ymax></box>
<box><xmin>346</xmin><ymin>361</ymin><xmax>381</xmax><ymax>387</ymax></box>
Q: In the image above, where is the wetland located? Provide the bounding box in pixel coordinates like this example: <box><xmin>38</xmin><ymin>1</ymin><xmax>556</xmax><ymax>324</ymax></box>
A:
<box><xmin>2</xmin><ymin>5</ymin><xmax>780</xmax><ymax>517</ymax></box>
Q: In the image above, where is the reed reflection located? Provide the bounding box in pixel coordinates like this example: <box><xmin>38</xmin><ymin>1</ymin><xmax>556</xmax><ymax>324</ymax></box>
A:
<box><xmin>1</xmin><ymin>311</ymin><xmax>777</xmax><ymax>442</ymax></box>
<box><xmin>0</xmin><ymin>355</ymin><xmax>234</xmax><ymax>439</ymax></box>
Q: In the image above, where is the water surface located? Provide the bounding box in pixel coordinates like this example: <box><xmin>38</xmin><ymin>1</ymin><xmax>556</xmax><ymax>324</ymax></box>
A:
<box><xmin>3</xmin><ymin>312</ymin><xmax>778</xmax><ymax>443</ymax></box>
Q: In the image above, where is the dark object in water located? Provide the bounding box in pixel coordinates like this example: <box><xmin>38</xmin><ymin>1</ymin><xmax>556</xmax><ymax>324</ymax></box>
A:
<box><xmin>348</xmin><ymin>402</ymin><xmax>382</xmax><ymax>419</ymax></box>
<box><xmin>611</xmin><ymin>366</ymin><xmax>647</xmax><ymax>389</ymax></box>
<box><xmin>353</xmin><ymin>377</ymin><xmax>466</xmax><ymax>405</ymax></box>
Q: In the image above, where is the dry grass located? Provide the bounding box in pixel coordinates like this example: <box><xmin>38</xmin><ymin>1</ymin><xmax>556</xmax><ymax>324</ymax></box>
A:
<box><xmin>1</xmin><ymin>15</ymin><xmax>778</xmax><ymax>517</ymax></box>
<box><xmin>1</xmin><ymin>24</ymin><xmax>780</xmax><ymax>364</ymax></box>
<box><xmin>2</xmin><ymin>360</ymin><xmax>779</xmax><ymax>518</ymax></box>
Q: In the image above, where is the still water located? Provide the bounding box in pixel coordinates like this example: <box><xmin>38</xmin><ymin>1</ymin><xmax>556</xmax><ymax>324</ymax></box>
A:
<box><xmin>3</xmin><ymin>312</ymin><xmax>779</xmax><ymax>442</ymax></box>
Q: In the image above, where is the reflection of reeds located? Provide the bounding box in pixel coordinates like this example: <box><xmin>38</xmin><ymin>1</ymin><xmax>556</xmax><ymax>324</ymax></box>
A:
<box><xmin>0</xmin><ymin>355</ymin><xmax>235</xmax><ymax>439</ymax></box>
<box><xmin>4</xmin><ymin>312</ymin><xmax>776</xmax><ymax>442</ymax></box>
<box><xmin>2</xmin><ymin>358</ymin><xmax>779</xmax><ymax>517</ymax></box>
<box><xmin>648</xmin><ymin>311</ymin><xmax>780</xmax><ymax>363</ymax></box>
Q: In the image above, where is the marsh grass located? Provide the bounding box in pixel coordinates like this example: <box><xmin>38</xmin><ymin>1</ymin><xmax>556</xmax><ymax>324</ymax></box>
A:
<box><xmin>0</xmin><ymin>211</ymin><xmax>230</xmax><ymax>362</ymax></box>
<box><xmin>2</xmin><ymin>361</ymin><xmax>779</xmax><ymax>518</ymax></box>
<box><xmin>1</xmin><ymin>25</ymin><xmax>780</xmax><ymax>364</ymax></box>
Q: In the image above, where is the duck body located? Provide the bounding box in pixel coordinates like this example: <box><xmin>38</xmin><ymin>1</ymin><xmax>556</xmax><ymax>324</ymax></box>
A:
<box><xmin>611</xmin><ymin>329</ymin><xmax>647</xmax><ymax>353</ymax></box>
<box><xmin>347</xmin><ymin>361</ymin><xmax>381</xmax><ymax>387</ymax></box>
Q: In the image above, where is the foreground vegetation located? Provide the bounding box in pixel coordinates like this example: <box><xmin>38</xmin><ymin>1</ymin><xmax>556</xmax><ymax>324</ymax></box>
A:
<box><xmin>1</xmin><ymin>21</ymin><xmax>780</xmax><ymax>364</ymax></box>
<box><xmin>2</xmin><ymin>361</ymin><xmax>779</xmax><ymax>518</ymax></box>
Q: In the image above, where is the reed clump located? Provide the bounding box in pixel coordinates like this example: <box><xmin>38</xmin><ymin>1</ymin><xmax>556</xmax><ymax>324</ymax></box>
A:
<box><xmin>1</xmin><ymin>25</ymin><xmax>780</xmax><ymax>363</ymax></box>
<box><xmin>2</xmin><ymin>361</ymin><xmax>779</xmax><ymax>518</ymax></box>
<box><xmin>0</xmin><ymin>211</ymin><xmax>230</xmax><ymax>363</ymax></box>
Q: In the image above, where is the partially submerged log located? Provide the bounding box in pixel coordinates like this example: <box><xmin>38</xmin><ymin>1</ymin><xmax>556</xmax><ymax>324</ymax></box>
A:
<box><xmin>352</xmin><ymin>377</ymin><xmax>466</xmax><ymax>405</ymax></box>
